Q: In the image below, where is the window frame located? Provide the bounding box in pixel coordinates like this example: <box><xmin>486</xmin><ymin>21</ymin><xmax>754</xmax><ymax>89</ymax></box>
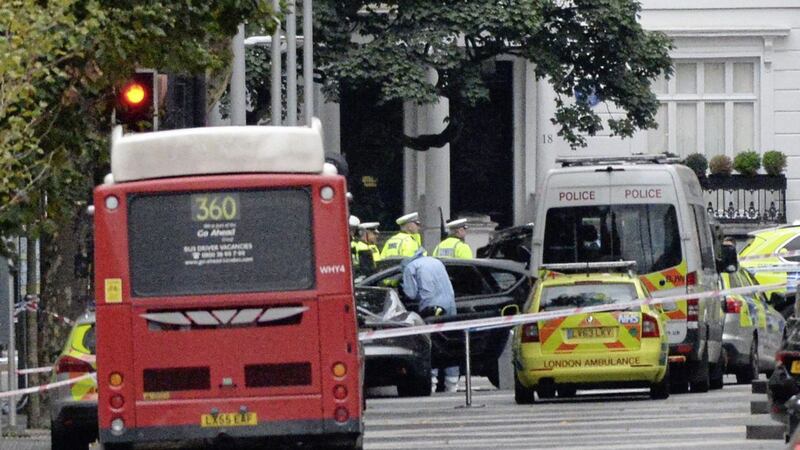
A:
<box><xmin>649</xmin><ymin>59</ymin><xmax>760</xmax><ymax>157</ymax></box>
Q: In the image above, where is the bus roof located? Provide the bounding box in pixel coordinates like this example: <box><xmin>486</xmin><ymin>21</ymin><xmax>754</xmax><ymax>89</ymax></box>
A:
<box><xmin>110</xmin><ymin>124</ymin><xmax>325</xmax><ymax>182</ymax></box>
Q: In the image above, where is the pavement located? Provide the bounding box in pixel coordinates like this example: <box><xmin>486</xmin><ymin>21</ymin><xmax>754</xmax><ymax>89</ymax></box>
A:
<box><xmin>0</xmin><ymin>376</ymin><xmax>787</xmax><ymax>449</ymax></box>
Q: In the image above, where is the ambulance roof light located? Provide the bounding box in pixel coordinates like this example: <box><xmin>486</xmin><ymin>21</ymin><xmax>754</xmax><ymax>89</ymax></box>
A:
<box><xmin>541</xmin><ymin>261</ymin><xmax>638</xmax><ymax>275</ymax></box>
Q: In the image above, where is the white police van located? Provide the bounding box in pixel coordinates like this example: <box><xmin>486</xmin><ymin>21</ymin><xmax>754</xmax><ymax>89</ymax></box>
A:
<box><xmin>530</xmin><ymin>155</ymin><xmax>735</xmax><ymax>392</ymax></box>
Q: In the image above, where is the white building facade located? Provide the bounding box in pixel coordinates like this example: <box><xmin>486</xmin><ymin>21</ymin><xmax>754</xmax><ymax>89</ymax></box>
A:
<box><xmin>317</xmin><ymin>1</ymin><xmax>800</xmax><ymax>246</ymax></box>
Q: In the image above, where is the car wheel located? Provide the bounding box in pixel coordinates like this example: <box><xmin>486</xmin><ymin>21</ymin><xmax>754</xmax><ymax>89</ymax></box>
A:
<box><xmin>736</xmin><ymin>338</ymin><xmax>759</xmax><ymax>385</ymax></box>
<box><xmin>514</xmin><ymin>372</ymin><xmax>535</xmax><ymax>405</ymax></box>
<box><xmin>51</xmin><ymin>421</ymin><xmax>90</xmax><ymax>450</ymax></box>
<box><xmin>537</xmin><ymin>385</ymin><xmax>556</xmax><ymax>399</ymax></box>
<box><xmin>397</xmin><ymin>371</ymin><xmax>432</xmax><ymax>397</ymax></box>
<box><xmin>650</xmin><ymin>365</ymin><xmax>671</xmax><ymax>400</ymax></box>
<box><xmin>710</xmin><ymin>348</ymin><xmax>726</xmax><ymax>390</ymax></box>
<box><xmin>556</xmin><ymin>386</ymin><xmax>576</xmax><ymax>398</ymax></box>
<box><xmin>689</xmin><ymin>345</ymin><xmax>710</xmax><ymax>393</ymax></box>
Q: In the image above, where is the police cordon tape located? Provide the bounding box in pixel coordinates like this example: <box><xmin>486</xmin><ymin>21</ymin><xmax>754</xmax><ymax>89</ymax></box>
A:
<box><xmin>16</xmin><ymin>366</ymin><xmax>54</xmax><ymax>375</ymax></box>
<box><xmin>739</xmin><ymin>249</ymin><xmax>800</xmax><ymax>262</ymax></box>
<box><xmin>0</xmin><ymin>373</ymin><xmax>94</xmax><ymax>400</ymax></box>
<box><xmin>358</xmin><ymin>282</ymin><xmax>787</xmax><ymax>342</ymax></box>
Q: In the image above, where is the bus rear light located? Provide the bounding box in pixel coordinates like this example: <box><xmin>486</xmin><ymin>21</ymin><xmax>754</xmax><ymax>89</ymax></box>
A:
<box><xmin>333</xmin><ymin>384</ymin><xmax>348</xmax><ymax>400</ymax></box>
<box><xmin>686</xmin><ymin>298</ymin><xmax>699</xmax><ymax>323</ymax></box>
<box><xmin>332</xmin><ymin>362</ymin><xmax>347</xmax><ymax>378</ymax></box>
<box><xmin>110</xmin><ymin>394</ymin><xmax>125</xmax><ymax>409</ymax></box>
<box><xmin>334</xmin><ymin>407</ymin><xmax>349</xmax><ymax>423</ymax></box>
<box><xmin>641</xmin><ymin>314</ymin><xmax>660</xmax><ymax>338</ymax></box>
<box><xmin>320</xmin><ymin>186</ymin><xmax>335</xmax><ymax>201</ymax></box>
<box><xmin>54</xmin><ymin>355</ymin><xmax>94</xmax><ymax>374</ymax></box>
<box><xmin>109</xmin><ymin>372</ymin><xmax>123</xmax><ymax>387</ymax></box>
<box><xmin>725</xmin><ymin>297</ymin><xmax>741</xmax><ymax>314</ymax></box>
<box><xmin>521</xmin><ymin>324</ymin><xmax>539</xmax><ymax>343</ymax></box>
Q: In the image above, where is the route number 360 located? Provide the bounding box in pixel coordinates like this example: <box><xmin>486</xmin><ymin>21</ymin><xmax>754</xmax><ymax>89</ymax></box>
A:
<box><xmin>192</xmin><ymin>194</ymin><xmax>239</xmax><ymax>221</ymax></box>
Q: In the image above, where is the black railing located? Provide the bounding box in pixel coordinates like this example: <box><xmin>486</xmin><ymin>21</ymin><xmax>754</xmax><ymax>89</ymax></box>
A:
<box><xmin>700</xmin><ymin>175</ymin><xmax>787</xmax><ymax>224</ymax></box>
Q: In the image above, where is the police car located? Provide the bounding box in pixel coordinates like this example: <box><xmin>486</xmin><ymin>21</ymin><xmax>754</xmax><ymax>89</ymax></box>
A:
<box><xmin>740</xmin><ymin>224</ymin><xmax>800</xmax><ymax>318</ymax></box>
<box><xmin>512</xmin><ymin>262</ymin><xmax>670</xmax><ymax>403</ymax></box>
<box><xmin>49</xmin><ymin>311</ymin><xmax>97</xmax><ymax>450</ymax></box>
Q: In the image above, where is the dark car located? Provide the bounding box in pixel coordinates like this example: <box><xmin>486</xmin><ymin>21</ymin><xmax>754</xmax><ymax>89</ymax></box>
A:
<box><xmin>476</xmin><ymin>224</ymin><xmax>533</xmax><ymax>267</ymax></box>
<box><xmin>768</xmin><ymin>317</ymin><xmax>800</xmax><ymax>431</ymax></box>
<box><xmin>356</xmin><ymin>287</ymin><xmax>432</xmax><ymax>397</ymax></box>
<box><xmin>358</xmin><ymin>258</ymin><xmax>533</xmax><ymax>386</ymax></box>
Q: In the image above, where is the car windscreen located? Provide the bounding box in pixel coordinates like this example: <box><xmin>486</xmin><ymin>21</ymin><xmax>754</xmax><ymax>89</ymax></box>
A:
<box><xmin>128</xmin><ymin>188</ymin><xmax>314</xmax><ymax>297</ymax></box>
<box><xmin>539</xmin><ymin>283</ymin><xmax>638</xmax><ymax>311</ymax></box>
<box><xmin>543</xmin><ymin>204</ymin><xmax>681</xmax><ymax>275</ymax></box>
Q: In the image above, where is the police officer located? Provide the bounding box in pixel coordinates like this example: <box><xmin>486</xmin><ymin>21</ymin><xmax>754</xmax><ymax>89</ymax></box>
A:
<box><xmin>401</xmin><ymin>248</ymin><xmax>459</xmax><ymax>392</ymax></box>
<box><xmin>349</xmin><ymin>215</ymin><xmax>361</xmax><ymax>267</ymax></box>
<box><xmin>381</xmin><ymin>212</ymin><xmax>425</xmax><ymax>258</ymax></box>
<box><xmin>433</xmin><ymin>218</ymin><xmax>473</xmax><ymax>259</ymax></box>
<box><xmin>357</xmin><ymin>222</ymin><xmax>382</xmax><ymax>263</ymax></box>
<box><xmin>352</xmin><ymin>222</ymin><xmax>381</xmax><ymax>276</ymax></box>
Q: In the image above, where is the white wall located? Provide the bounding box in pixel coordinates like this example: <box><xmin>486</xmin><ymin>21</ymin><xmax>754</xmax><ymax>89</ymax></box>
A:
<box><xmin>527</xmin><ymin>2</ymin><xmax>800</xmax><ymax>221</ymax></box>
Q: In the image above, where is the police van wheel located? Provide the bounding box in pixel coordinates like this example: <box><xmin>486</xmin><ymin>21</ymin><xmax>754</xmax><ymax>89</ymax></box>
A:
<box><xmin>710</xmin><ymin>349</ymin><xmax>726</xmax><ymax>390</ymax></box>
<box><xmin>514</xmin><ymin>373</ymin><xmax>535</xmax><ymax>404</ymax></box>
<box><xmin>689</xmin><ymin>346</ymin><xmax>710</xmax><ymax>393</ymax></box>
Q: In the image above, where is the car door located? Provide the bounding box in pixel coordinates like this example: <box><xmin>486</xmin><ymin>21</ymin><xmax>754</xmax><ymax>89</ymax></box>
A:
<box><xmin>745</xmin><ymin>270</ymin><xmax>786</xmax><ymax>361</ymax></box>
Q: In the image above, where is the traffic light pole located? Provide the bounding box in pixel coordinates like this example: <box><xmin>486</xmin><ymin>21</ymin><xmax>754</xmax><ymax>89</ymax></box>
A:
<box><xmin>231</xmin><ymin>24</ymin><xmax>247</xmax><ymax>126</ymax></box>
<box><xmin>271</xmin><ymin>0</ymin><xmax>282</xmax><ymax>126</ymax></box>
<box><xmin>303</xmin><ymin>0</ymin><xmax>313</xmax><ymax>127</ymax></box>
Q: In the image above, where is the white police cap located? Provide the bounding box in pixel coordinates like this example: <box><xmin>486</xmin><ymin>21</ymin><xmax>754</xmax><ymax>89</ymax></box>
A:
<box><xmin>359</xmin><ymin>222</ymin><xmax>380</xmax><ymax>230</ymax></box>
<box><xmin>446</xmin><ymin>218</ymin><xmax>468</xmax><ymax>229</ymax></box>
<box><xmin>349</xmin><ymin>215</ymin><xmax>361</xmax><ymax>228</ymax></box>
<box><xmin>396</xmin><ymin>212</ymin><xmax>420</xmax><ymax>225</ymax></box>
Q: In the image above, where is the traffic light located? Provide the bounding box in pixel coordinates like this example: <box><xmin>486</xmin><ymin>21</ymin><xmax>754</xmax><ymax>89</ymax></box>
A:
<box><xmin>116</xmin><ymin>71</ymin><xmax>155</xmax><ymax>131</ymax></box>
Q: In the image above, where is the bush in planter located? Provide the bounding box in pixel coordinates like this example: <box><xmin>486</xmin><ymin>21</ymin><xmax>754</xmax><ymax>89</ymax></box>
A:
<box><xmin>709</xmin><ymin>155</ymin><xmax>733</xmax><ymax>176</ymax></box>
<box><xmin>733</xmin><ymin>150</ymin><xmax>761</xmax><ymax>176</ymax></box>
<box><xmin>763</xmin><ymin>150</ymin><xmax>787</xmax><ymax>176</ymax></box>
<box><xmin>683</xmin><ymin>153</ymin><xmax>708</xmax><ymax>178</ymax></box>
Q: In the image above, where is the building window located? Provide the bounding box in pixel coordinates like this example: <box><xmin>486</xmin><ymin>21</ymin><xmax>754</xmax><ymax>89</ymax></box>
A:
<box><xmin>647</xmin><ymin>60</ymin><xmax>759</xmax><ymax>157</ymax></box>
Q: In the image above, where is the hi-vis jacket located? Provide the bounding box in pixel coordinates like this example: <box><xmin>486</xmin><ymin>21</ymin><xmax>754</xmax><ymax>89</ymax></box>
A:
<box><xmin>433</xmin><ymin>237</ymin><xmax>473</xmax><ymax>259</ymax></box>
<box><xmin>352</xmin><ymin>240</ymin><xmax>381</xmax><ymax>266</ymax></box>
<box><xmin>381</xmin><ymin>232</ymin><xmax>424</xmax><ymax>258</ymax></box>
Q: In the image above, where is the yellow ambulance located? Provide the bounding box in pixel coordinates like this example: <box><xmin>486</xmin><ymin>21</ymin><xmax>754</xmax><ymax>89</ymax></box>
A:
<box><xmin>513</xmin><ymin>262</ymin><xmax>670</xmax><ymax>403</ymax></box>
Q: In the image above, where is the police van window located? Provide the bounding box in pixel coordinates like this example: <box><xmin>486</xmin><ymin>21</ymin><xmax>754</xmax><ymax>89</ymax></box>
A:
<box><xmin>692</xmin><ymin>205</ymin><xmax>716</xmax><ymax>271</ymax></box>
<box><xmin>539</xmin><ymin>283</ymin><xmax>638</xmax><ymax>311</ymax></box>
<box><xmin>543</xmin><ymin>204</ymin><xmax>681</xmax><ymax>275</ymax></box>
<box><xmin>129</xmin><ymin>188</ymin><xmax>314</xmax><ymax>297</ymax></box>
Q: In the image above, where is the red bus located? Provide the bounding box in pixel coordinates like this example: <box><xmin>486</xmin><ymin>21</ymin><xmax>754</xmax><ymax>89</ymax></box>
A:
<box><xmin>94</xmin><ymin>125</ymin><xmax>363</xmax><ymax>448</ymax></box>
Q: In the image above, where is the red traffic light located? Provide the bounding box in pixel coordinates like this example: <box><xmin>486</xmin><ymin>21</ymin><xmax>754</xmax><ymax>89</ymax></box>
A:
<box><xmin>116</xmin><ymin>72</ymin><xmax>154</xmax><ymax>131</ymax></box>
<box><xmin>121</xmin><ymin>81</ymin><xmax>147</xmax><ymax>106</ymax></box>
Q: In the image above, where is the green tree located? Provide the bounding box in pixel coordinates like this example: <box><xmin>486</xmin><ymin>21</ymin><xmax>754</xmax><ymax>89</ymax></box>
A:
<box><xmin>313</xmin><ymin>0</ymin><xmax>673</xmax><ymax>149</ymax></box>
<box><xmin>1</xmin><ymin>0</ymin><xmax>276</xmax><ymax>425</ymax></box>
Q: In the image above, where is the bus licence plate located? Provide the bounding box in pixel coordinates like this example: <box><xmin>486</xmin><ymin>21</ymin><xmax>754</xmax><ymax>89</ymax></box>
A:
<box><xmin>791</xmin><ymin>361</ymin><xmax>800</xmax><ymax>375</ymax></box>
<box><xmin>200</xmin><ymin>412</ymin><xmax>257</xmax><ymax>428</ymax></box>
<box><xmin>567</xmin><ymin>327</ymin><xmax>616</xmax><ymax>339</ymax></box>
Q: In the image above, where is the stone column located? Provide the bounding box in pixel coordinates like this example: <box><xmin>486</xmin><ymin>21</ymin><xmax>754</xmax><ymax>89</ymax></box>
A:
<box><xmin>421</xmin><ymin>69</ymin><xmax>450</xmax><ymax>248</ymax></box>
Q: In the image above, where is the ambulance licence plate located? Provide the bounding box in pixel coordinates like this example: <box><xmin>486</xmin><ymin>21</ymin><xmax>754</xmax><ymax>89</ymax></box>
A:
<box><xmin>568</xmin><ymin>327</ymin><xmax>616</xmax><ymax>339</ymax></box>
<box><xmin>200</xmin><ymin>412</ymin><xmax>257</xmax><ymax>428</ymax></box>
<box><xmin>791</xmin><ymin>361</ymin><xmax>800</xmax><ymax>375</ymax></box>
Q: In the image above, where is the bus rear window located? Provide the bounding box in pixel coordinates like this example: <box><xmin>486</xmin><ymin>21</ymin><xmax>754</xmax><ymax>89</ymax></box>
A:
<box><xmin>543</xmin><ymin>204</ymin><xmax>681</xmax><ymax>275</ymax></box>
<box><xmin>128</xmin><ymin>188</ymin><xmax>314</xmax><ymax>297</ymax></box>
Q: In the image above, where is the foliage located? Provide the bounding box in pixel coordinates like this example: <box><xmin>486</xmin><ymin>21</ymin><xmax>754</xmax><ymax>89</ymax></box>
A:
<box><xmin>733</xmin><ymin>151</ymin><xmax>761</xmax><ymax>176</ymax></box>
<box><xmin>763</xmin><ymin>150</ymin><xmax>787</xmax><ymax>176</ymax></box>
<box><xmin>312</xmin><ymin>0</ymin><xmax>673</xmax><ymax>150</ymax></box>
<box><xmin>708</xmin><ymin>155</ymin><xmax>733</xmax><ymax>176</ymax></box>
<box><xmin>0</xmin><ymin>0</ymin><xmax>275</xmax><ymax>242</ymax></box>
<box><xmin>682</xmin><ymin>153</ymin><xmax>708</xmax><ymax>178</ymax></box>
